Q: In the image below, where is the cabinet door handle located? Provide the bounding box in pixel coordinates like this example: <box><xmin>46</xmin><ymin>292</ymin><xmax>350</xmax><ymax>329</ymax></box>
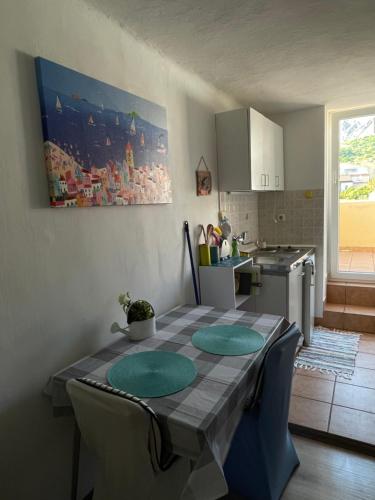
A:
<box><xmin>266</xmin><ymin>174</ymin><xmax>270</xmax><ymax>186</ymax></box>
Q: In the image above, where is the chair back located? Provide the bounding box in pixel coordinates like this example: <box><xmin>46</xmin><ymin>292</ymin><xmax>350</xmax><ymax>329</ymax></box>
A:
<box><xmin>223</xmin><ymin>323</ymin><xmax>300</xmax><ymax>500</ymax></box>
<box><xmin>67</xmin><ymin>378</ymin><xmax>166</xmax><ymax>500</ymax></box>
<box><xmin>258</xmin><ymin>323</ymin><xmax>300</xmax><ymax>426</ymax></box>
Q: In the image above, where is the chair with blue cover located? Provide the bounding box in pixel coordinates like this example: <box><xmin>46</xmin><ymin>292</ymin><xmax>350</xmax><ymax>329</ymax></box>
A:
<box><xmin>223</xmin><ymin>323</ymin><xmax>300</xmax><ymax>500</ymax></box>
<box><xmin>67</xmin><ymin>378</ymin><xmax>191</xmax><ymax>500</ymax></box>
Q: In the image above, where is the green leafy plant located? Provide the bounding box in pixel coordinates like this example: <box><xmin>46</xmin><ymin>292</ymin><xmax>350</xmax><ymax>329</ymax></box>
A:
<box><xmin>111</xmin><ymin>292</ymin><xmax>155</xmax><ymax>334</ymax></box>
<box><xmin>340</xmin><ymin>136</ymin><xmax>375</xmax><ymax>167</ymax></box>
<box><xmin>340</xmin><ymin>178</ymin><xmax>375</xmax><ymax>200</ymax></box>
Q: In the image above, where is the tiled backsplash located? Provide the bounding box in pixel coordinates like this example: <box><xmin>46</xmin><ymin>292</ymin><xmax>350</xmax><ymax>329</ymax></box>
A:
<box><xmin>219</xmin><ymin>192</ymin><xmax>259</xmax><ymax>241</ymax></box>
<box><xmin>258</xmin><ymin>189</ymin><xmax>324</xmax><ymax>245</ymax></box>
<box><xmin>219</xmin><ymin>189</ymin><xmax>323</xmax><ymax>246</ymax></box>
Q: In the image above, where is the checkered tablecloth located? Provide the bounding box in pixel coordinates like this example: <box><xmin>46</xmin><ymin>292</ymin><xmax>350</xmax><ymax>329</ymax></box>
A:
<box><xmin>45</xmin><ymin>304</ymin><xmax>287</xmax><ymax>500</ymax></box>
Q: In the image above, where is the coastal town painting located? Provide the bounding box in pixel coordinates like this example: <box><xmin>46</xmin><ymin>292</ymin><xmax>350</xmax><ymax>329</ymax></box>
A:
<box><xmin>35</xmin><ymin>57</ymin><xmax>172</xmax><ymax>207</ymax></box>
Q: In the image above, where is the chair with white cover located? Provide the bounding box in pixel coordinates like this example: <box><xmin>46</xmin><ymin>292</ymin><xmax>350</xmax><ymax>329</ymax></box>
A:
<box><xmin>67</xmin><ymin>378</ymin><xmax>191</xmax><ymax>500</ymax></box>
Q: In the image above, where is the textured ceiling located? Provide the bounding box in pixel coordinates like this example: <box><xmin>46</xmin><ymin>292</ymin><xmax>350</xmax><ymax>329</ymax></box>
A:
<box><xmin>88</xmin><ymin>0</ymin><xmax>375</xmax><ymax>113</ymax></box>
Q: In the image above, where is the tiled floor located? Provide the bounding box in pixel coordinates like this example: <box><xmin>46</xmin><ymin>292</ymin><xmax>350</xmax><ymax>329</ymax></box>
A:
<box><xmin>289</xmin><ymin>333</ymin><xmax>375</xmax><ymax>445</ymax></box>
<box><xmin>339</xmin><ymin>250</ymin><xmax>375</xmax><ymax>273</ymax></box>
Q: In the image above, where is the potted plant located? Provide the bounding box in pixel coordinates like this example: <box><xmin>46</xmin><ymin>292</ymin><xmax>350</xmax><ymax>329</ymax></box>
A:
<box><xmin>111</xmin><ymin>292</ymin><xmax>156</xmax><ymax>341</ymax></box>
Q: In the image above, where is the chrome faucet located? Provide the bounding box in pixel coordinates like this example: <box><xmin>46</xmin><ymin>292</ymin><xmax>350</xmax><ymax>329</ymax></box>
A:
<box><xmin>238</xmin><ymin>232</ymin><xmax>267</xmax><ymax>249</ymax></box>
<box><xmin>237</xmin><ymin>231</ymin><xmax>249</xmax><ymax>244</ymax></box>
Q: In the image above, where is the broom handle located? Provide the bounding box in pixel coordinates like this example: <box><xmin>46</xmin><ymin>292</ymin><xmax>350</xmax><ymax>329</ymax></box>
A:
<box><xmin>184</xmin><ymin>221</ymin><xmax>200</xmax><ymax>305</ymax></box>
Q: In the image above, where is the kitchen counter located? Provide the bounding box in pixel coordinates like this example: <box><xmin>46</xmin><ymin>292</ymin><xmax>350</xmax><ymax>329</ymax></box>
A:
<box><xmin>210</xmin><ymin>256</ymin><xmax>252</xmax><ymax>268</ymax></box>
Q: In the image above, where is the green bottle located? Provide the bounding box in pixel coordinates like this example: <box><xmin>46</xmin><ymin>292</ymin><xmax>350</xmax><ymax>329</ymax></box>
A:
<box><xmin>232</xmin><ymin>237</ymin><xmax>239</xmax><ymax>257</ymax></box>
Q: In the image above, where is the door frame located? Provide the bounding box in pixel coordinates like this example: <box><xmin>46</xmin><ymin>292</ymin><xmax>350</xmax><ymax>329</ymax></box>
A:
<box><xmin>329</xmin><ymin>106</ymin><xmax>375</xmax><ymax>282</ymax></box>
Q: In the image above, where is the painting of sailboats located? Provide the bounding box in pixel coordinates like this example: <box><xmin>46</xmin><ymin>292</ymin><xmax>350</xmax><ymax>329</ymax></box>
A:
<box><xmin>35</xmin><ymin>57</ymin><xmax>172</xmax><ymax>207</ymax></box>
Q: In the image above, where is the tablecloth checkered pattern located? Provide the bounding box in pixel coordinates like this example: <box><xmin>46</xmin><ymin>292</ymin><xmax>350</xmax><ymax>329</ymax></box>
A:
<box><xmin>45</xmin><ymin>305</ymin><xmax>287</xmax><ymax>500</ymax></box>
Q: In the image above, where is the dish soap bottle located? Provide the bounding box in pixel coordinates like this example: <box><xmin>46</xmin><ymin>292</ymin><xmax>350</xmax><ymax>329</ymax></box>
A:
<box><xmin>232</xmin><ymin>237</ymin><xmax>240</xmax><ymax>257</ymax></box>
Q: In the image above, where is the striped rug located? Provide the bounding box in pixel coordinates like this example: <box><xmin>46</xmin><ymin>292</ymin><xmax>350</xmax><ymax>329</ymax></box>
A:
<box><xmin>295</xmin><ymin>327</ymin><xmax>361</xmax><ymax>379</ymax></box>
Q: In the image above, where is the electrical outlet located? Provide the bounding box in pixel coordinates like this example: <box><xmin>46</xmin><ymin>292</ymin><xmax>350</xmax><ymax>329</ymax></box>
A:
<box><xmin>277</xmin><ymin>213</ymin><xmax>286</xmax><ymax>222</ymax></box>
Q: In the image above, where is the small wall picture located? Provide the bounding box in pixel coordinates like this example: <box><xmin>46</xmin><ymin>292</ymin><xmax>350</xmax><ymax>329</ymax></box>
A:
<box><xmin>196</xmin><ymin>170</ymin><xmax>212</xmax><ymax>196</ymax></box>
<box><xmin>35</xmin><ymin>57</ymin><xmax>172</xmax><ymax>207</ymax></box>
<box><xmin>196</xmin><ymin>156</ymin><xmax>212</xmax><ymax>196</ymax></box>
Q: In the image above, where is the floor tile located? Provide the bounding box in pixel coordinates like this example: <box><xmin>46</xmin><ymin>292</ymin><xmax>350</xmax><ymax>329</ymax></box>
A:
<box><xmin>356</xmin><ymin>352</ymin><xmax>375</xmax><ymax>369</ymax></box>
<box><xmin>292</xmin><ymin>374</ymin><xmax>334</xmax><ymax>403</ymax></box>
<box><xmin>346</xmin><ymin>285</ymin><xmax>375</xmax><ymax>307</ymax></box>
<box><xmin>360</xmin><ymin>333</ymin><xmax>375</xmax><ymax>341</ymax></box>
<box><xmin>350</xmin><ymin>255</ymin><xmax>373</xmax><ymax>262</ymax></box>
<box><xmin>327</xmin><ymin>284</ymin><xmax>346</xmax><ymax>305</ymax></box>
<box><xmin>334</xmin><ymin>382</ymin><xmax>375</xmax><ymax>413</ymax></box>
<box><xmin>291</xmin><ymin>324</ymin><xmax>375</xmax><ymax>447</ymax></box>
<box><xmin>345</xmin><ymin>305</ymin><xmax>375</xmax><ymax>316</ymax></box>
<box><xmin>349</xmin><ymin>265</ymin><xmax>374</xmax><ymax>273</ymax></box>
<box><xmin>339</xmin><ymin>250</ymin><xmax>352</xmax><ymax>261</ymax></box>
<box><xmin>325</xmin><ymin>303</ymin><xmax>345</xmax><ymax>313</ymax></box>
<box><xmin>289</xmin><ymin>395</ymin><xmax>330</xmax><ymax>431</ymax></box>
<box><xmin>338</xmin><ymin>265</ymin><xmax>350</xmax><ymax>272</ymax></box>
<box><xmin>349</xmin><ymin>259</ymin><xmax>373</xmax><ymax>266</ymax></box>
<box><xmin>341</xmin><ymin>367</ymin><xmax>375</xmax><ymax>390</ymax></box>
<box><xmin>339</xmin><ymin>252</ymin><xmax>352</xmax><ymax>271</ymax></box>
<box><xmin>350</xmin><ymin>252</ymin><xmax>374</xmax><ymax>271</ymax></box>
<box><xmin>295</xmin><ymin>367</ymin><xmax>336</xmax><ymax>381</ymax></box>
<box><xmin>329</xmin><ymin>405</ymin><xmax>375</xmax><ymax>445</ymax></box>
<box><xmin>359</xmin><ymin>336</ymin><xmax>375</xmax><ymax>354</ymax></box>
<box><xmin>322</xmin><ymin>310</ymin><xmax>344</xmax><ymax>330</ymax></box>
<box><xmin>344</xmin><ymin>313</ymin><xmax>375</xmax><ymax>334</ymax></box>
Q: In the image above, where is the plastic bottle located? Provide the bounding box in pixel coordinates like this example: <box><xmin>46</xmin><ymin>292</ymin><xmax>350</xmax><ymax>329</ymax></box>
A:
<box><xmin>232</xmin><ymin>237</ymin><xmax>240</xmax><ymax>257</ymax></box>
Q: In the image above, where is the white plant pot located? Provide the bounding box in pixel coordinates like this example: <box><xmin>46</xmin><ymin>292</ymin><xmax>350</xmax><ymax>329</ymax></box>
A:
<box><xmin>128</xmin><ymin>316</ymin><xmax>156</xmax><ymax>341</ymax></box>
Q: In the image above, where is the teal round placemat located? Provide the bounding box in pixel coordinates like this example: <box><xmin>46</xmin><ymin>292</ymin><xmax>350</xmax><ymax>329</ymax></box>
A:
<box><xmin>192</xmin><ymin>325</ymin><xmax>264</xmax><ymax>356</ymax></box>
<box><xmin>107</xmin><ymin>351</ymin><xmax>197</xmax><ymax>398</ymax></box>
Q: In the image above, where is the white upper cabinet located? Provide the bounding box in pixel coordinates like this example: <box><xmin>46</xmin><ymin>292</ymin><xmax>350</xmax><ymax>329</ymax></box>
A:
<box><xmin>273</xmin><ymin>120</ymin><xmax>284</xmax><ymax>190</ymax></box>
<box><xmin>249</xmin><ymin>108</ymin><xmax>265</xmax><ymax>190</ymax></box>
<box><xmin>216</xmin><ymin>107</ymin><xmax>284</xmax><ymax>192</ymax></box>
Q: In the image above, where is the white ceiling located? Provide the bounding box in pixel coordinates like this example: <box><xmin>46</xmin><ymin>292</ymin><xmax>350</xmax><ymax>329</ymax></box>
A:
<box><xmin>89</xmin><ymin>0</ymin><xmax>375</xmax><ymax>113</ymax></box>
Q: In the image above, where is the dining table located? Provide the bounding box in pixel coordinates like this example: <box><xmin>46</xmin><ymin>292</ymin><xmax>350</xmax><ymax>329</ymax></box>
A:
<box><xmin>45</xmin><ymin>304</ymin><xmax>288</xmax><ymax>500</ymax></box>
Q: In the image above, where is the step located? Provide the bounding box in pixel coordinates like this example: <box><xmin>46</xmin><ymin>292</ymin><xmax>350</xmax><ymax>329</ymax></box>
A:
<box><xmin>317</xmin><ymin>302</ymin><xmax>375</xmax><ymax>333</ymax></box>
<box><xmin>327</xmin><ymin>281</ymin><xmax>375</xmax><ymax>307</ymax></box>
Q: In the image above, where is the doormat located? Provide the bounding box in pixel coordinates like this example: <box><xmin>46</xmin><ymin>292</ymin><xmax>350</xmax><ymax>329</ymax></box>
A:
<box><xmin>295</xmin><ymin>327</ymin><xmax>361</xmax><ymax>379</ymax></box>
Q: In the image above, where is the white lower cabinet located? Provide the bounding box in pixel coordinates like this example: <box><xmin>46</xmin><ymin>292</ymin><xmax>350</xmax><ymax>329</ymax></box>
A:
<box><xmin>240</xmin><ymin>266</ymin><xmax>304</xmax><ymax>330</ymax></box>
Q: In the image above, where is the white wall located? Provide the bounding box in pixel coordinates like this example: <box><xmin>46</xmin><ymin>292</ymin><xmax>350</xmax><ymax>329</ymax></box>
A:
<box><xmin>270</xmin><ymin>106</ymin><xmax>325</xmax><ymax>190</ymax></box>
<box><xmin>0</xmin><ymin>1</ymin><xmax>238</xmax><ymax>498</ymax></box>
<box><xmin>268</xmin><ymin>106</ymin><xmax>326</xmax><ymax>316</ymax></box>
